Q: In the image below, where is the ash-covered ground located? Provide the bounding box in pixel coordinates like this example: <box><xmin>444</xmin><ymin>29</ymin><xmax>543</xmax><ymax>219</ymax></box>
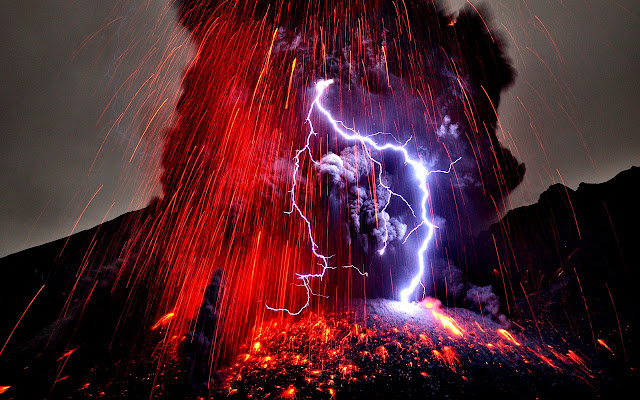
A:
<box><xmin>1</xmin><ymin>170</ymin><xmax>637</xmax><ymax>400</ymax></box>
<box><xmin>207</xmin><ymin>300</ymin><xmax>603</xmax><ymax>399</ymax></box>
<box><xmin>69</xmin><ymin>298</ymin><xmax>628</xmax><ymax>400</ymax></box>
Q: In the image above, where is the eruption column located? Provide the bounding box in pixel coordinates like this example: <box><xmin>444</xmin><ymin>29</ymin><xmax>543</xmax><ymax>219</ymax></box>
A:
<box><xmin>267</xmin><ymin>79</ymin><xmax>459</xmax><ymax>314</ymax></box>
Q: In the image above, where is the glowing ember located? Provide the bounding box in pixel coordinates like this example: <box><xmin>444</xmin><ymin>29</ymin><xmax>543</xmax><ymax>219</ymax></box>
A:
<box><xmin>441</xmin><ymin>346</ymin><xmax>460</xmax><ymax>371</ymax></box>
<box><xmin>567</xmin><ymin>350</ymin><xmax>589</xmax><ymax>373</ymax></box>
<box><xmin>422</xmin><ymin>298</ymin><xmax>440</xmax><ymax>309</ymax></box>
<box><xmin>150</xmin><ymin>312</ymin><xmax>175</xmax><ymax>331</ymax></box>
<box><xmin>252</xmin><ymin>342</ymin><xmax>262</xmax><ymax>353</ymax></box>
<box><xmin>597</xmin><ymin>339</ymin><xmax>614</xmax><ymax>354</ymax></box>
<box><xmin>374</xmin><ymin>346</ymin><xmax>389</xmax><ymax>362</ymax></box>
<box><xmin>56</xmin><ymin>347</ymin><xmax>79</xmax><ymax>362</ymax></box>
<box><xmin>147</xmin><ymin>299</ymin><xmax>593</xmax><ymax>398</ymax></box>
<box><xmin>282</xmin><ymin>386</ymin><xmax>297</xmax><ymax>398</ymax></box>
<box><xmin>431</xmin><ymin>311</ymin><xmax>465</xmax><ymax>338</ymax></box>
<box><xmin>497</xmin><ymin>329</ymin><xmax>521</xmax><ymax>346</ymax></box>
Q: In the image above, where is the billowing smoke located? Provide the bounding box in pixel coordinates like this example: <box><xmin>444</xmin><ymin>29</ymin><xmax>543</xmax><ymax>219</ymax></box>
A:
<box><xmin>317</xmin><ymin>147</ymin><xmax>408</xmax><ymax>254</ymax></box>
<box><xmin>152</xmin><ymin>0</ymin><xmax>524</xmax><ymax>355</ymax></box>
<box><xmin>305</xmin><ymin>62</ymin><xmax>522</xmax><ymax>315</ymax></box>
<box><xmin>429</xmin><ymin>258</ymin><xmax>508</xmax><ymax>324</ymax></box>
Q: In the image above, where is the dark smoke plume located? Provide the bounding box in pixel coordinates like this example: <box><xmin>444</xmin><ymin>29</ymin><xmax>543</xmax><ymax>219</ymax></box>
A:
<box><xmin>152</xmin><ymin>0</ymin><xmax>525</xmax><ymax>360</ymax></box>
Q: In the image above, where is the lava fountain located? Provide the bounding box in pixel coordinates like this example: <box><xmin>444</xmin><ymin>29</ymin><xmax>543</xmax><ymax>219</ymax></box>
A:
<box><xmin>130</xmin><ymin>0</ymin><xmax>524</xmax><ymax>367</ymax></box>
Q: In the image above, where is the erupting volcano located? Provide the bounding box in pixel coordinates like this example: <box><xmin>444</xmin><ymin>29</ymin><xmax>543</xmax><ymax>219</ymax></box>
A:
<box><xmin>149</xmin><ymin>0</ymin><xmax>525</xmax><ymax>361</ymax></box>
<box><xmin>0</xmin><ymin>1</ymin><xmax>637</xmax><ymax>399</ymax></box>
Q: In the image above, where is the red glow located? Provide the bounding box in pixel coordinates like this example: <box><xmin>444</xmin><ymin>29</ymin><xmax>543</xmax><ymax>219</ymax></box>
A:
<box><xmin>375</xmin><ymin>345</ymin><xmax>389</xmax><ymax>362</ymax></box>
<box><xmin>151</xmin><ymin>312</ymin><xmax>175</xmax><ymax>331</ymax></box>
<box><xmin>76</xmin><ymin>3</ymin><xmax>607</xmax><ymax>392</ymax></box>
<box><xmin>423</xmin><ymin>298</ymin><xmax>438</xmax><ymax>309</ymax></box>
<box><xmin>497</xmin><ymin>329</ymin><xmax>521</xmax><ymax>346</ymax></box>
<box><xmin>597</xmin><ymin>339</ymin><xmax>614</xmax><ymax>354</ymax></box>
<box><xmin>56</xmin><ymin>347</ymin><xmax>78</xmax><ymax>362</ymax></box>
<box><xmin>431</xmin><ymin>311</ymin><xmax>465</xmax><ymax>337</ymax></box>
<box><xmin>432</xmin><ymin>346</ymin><xmax>460</xmax><ymax>371</ymax></box>
<box><xmin>282</xmin><ymin>386</ymin><xmax>296</xmax><ymax>398</ymax></box>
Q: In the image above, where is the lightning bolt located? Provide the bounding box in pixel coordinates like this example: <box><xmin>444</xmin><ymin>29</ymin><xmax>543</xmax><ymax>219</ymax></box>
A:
<box><xmin>267</xmin><ymin>79</ymin><xmax>460</xmax><ymax>315</ymax></box>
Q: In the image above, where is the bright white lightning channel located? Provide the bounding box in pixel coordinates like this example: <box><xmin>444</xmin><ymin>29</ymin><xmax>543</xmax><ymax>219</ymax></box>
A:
<box><xmin>266</xmin><ymin>79</ymin><xmax>460</xmax><ymax>315</ymax></box>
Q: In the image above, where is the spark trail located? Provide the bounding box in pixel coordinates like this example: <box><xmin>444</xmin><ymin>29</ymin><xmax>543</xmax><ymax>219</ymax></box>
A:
<box><xmin>267</xmin><ymin>79</ymin><xmax>460</xmax><ymax>315</ymax></box>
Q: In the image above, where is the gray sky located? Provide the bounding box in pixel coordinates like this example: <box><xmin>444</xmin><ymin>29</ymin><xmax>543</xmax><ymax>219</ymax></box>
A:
<box><xmin>444</xmin><ymin>0</ymin><xmax>640</xmax><ymax>209</ymax></box>
<box><xmin>1</xmin><ymin>0</ymin><xmax>638</xmax><ymax>257</ymax></box>
<box><xmin>0</xmin><ymin>0</ymin><xmax>192</xmax><ymax>257</ymax></box>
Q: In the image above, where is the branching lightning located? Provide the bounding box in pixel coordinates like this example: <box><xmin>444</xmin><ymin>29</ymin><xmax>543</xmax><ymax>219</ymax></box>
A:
<box><xmin>267</xmin><ymin>79</ymin><xmax>460</xmax><ymax>314</ymax></box>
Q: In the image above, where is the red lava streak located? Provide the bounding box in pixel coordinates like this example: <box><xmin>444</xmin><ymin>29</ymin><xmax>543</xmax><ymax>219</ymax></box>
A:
<box><xmin>189</xmin><ymin>299</ymin><xmax>597</xmax><ymax>398</ymax></box>
<box><xmin>127</xmin><ymin>0</ymin><xmax>528</xmax><ymax>369</ymax></box>
<box><xmin>151</xmin><ymin>312</ymin><xmax>175</xmax><ymax>331</ymax></box>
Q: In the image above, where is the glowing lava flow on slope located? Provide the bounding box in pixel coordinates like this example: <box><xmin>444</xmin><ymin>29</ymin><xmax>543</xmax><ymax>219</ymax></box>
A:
<box><xmin>201</xmin><ymin>299</ymin><xmax>598</xmax><ymax>399</ymax></box>
<box><xmin>267</xmin><ymin>79</ymin><xmax>460</xmax><ymax>315</ymax></box>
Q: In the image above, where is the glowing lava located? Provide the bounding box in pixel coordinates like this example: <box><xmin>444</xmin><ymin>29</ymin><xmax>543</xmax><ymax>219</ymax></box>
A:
<box><xmin>431</xmin><ymin>310</ymin><xmax>465</xmax><ymax>338</ymax></box>
<box><xmin>150</xmin><ymin>312</ymin><xmax>175</xmax><ymax>331</ymax></box>
<box><xmin>498</xmin><ymin>328</ymin><xmax>521</xmax><ymax>346</ymax></box>
<box><xmin>203</xmin><ymin>299</ymin><xmax>596</xmax><ymax>399</ymax></box>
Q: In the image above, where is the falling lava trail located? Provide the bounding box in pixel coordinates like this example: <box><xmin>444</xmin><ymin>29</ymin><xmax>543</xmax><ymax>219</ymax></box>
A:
<box><xmin>97</xmin><ymin>298</ymin><xmax>601</xmax><ymax>399</ymax></box>
<box><xmin>212</xmin><ymin>299</ymin><xmax>599</xmax><ymax>399</ymax></box>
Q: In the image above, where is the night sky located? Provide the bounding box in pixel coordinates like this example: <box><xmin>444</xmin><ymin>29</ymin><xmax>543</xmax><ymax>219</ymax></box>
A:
<box><xmin>1</xmin><ymin>0</ymin><xmax>638</xmax><ymax>257</ymax></box>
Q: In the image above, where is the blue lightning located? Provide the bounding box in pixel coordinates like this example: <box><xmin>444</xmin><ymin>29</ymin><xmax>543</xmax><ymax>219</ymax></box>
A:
<box><xmin>267</xmin><ymin>79</ymin><xmax>460</xmax><ymax>315</ymax></box>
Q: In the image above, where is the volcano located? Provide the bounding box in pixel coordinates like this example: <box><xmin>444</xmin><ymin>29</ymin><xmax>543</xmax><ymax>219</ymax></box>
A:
<box><xmin>1</xmin><ymin>167</ymin><xmax>637</xmax><ymax>399</ymax></box>
<box><xmin>1</xmin><ymin>1</ymin><xmax>638</xmax><ymax>398</ymax></box>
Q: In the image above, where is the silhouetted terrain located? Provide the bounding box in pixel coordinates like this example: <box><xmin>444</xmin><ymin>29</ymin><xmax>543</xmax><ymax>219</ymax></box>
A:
<box><xmin>0</xmin><ymin>207</ymin><xmax>152</xmax><ymax>398</ymax></box>
<box><xmin>456</xmin><ymin>167</ymin><xmax>637</xmax><ymax>289</ymax></box>
<box><xmin>0</xmin><ymin>168</ymin><xmax>637</xmax><ymax>398</ymax></box>
<box><xmin>449</xmin><ymin>167</ymin><xmax>638</xmax><ymax>360</ymax></box>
